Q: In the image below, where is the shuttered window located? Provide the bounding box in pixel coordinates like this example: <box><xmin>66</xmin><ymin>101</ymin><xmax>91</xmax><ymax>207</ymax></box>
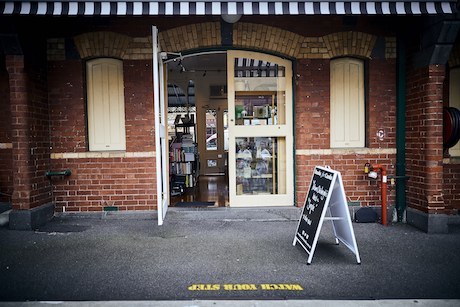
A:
<box><xmin>449</xmin><ymin>67</ymin><xmax>460</xmax><ymax>157</ymax></box>
<box><xmin>86</xmin><ymin>58</ymin><xmax>126</xmax><ymax>151</ymax></box>
<box><xmin>330</xmin><ymin>58</ymin><xmax>365</xmax><ymax>148</ymax></box>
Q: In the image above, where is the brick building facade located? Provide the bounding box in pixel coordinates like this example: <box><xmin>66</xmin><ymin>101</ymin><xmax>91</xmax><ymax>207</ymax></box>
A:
<box><xmin>0</xmin><ymin>1</ymin><xmax>459</xmax><ymax>233</ymax></box>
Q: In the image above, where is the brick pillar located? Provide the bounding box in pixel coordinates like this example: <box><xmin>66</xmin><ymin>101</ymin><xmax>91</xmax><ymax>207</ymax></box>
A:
<box><xmin>6</xmin><ymin>55</ymin><xmax>32</xmax><ymax>211</ymax></box>
<box><xmin>406</xmin><ymin>64</ymin><xmax>447</xmax><ymax>233</ymax></box>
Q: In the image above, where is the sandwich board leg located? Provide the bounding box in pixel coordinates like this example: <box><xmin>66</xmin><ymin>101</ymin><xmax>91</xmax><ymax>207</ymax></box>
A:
<box><xmin>328</xmin><ymin>208</ymin><xmax>340</xmax><ymax>245</ymax></box>
<box><xmin>307</xmin><ymin>253</ymin><xmax>313</xmax><ymax>265</ymax></box>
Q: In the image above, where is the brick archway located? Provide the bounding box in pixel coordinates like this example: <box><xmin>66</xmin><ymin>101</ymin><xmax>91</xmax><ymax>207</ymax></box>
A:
<box><xmin>69</xmin><ymin>24</ymin><xmax>384</xmax><ymax>61</ymax></box>
<box><xmin>160</xmin><ymin>23</ymin><xmax>381</xmax><ymax>60</ymax></box>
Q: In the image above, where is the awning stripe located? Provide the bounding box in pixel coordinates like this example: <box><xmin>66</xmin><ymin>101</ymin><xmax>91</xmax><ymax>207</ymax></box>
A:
<box><xmin>1</xmin><ymin>1</ymin><xmax>457</xmax><ymax>16</ymax></box>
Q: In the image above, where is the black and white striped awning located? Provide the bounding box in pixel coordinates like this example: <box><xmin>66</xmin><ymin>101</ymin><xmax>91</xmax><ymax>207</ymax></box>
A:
<box><xmin>1</xmin><ymin>1</ymin><xmax>457</xmax><ymax>16</ymax></box>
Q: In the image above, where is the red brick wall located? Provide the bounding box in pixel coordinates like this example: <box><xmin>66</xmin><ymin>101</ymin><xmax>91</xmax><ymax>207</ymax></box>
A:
<box><xmin>27</xmin><ymin>67</ymin><xmax>53</xmax><ymax>208</ymax></box>
<box><xmin>444</xmin><ymin>164</ymin><xmax>460</xmax><ymax>211</ymax></box>
<box><xmin>0</xmin><ymin>67</ymin><xmax>13</xmax><ymax>203</ymax></box>
<box><xmin>368</xmin><ymin>59</ymin><xmax>397</xmax><ymax>148</ymax></box>
<box><xmin>48</xmin><ymin>60</ymin><xmax>87</xmax><ymax>153</ymax></box>
<box><xmin>295</xmin><ymin>58</ymin><xmax>396</xmax><ymax>208</ymax></box>
<box><xmin>295</xmin><ymin>59</ymin><xmax>330</xmax><ymax>149</ymax></box>
<box><xmin>124</xmin><ymin>60</ymin><xmax>155</xmax><ymax>152</ymax></box>
<box><xmin>406</xmin><ymin>65</ymin><xmax>446</xmax><ymax>214</ymax></box>
<box><xmin>48</xmin><ymin>59</ymin><xmax>157</xmax><ymax>212</ymax></box>
<box><xmin>442</xmin><ymin>68</ymin><xmax>460</xmax><ymax>212</ymax></box>
<box><xmin>296</xmin><ymin>154</ymin><xmax>396</xmax><ymax>207</ymax></box>
<box><xmin>50</xmin><ymin>157</ymin><xmax>156</xmax><ymax>211</ymax></box>
<box><xmin>6</xmin><ymin>55</ymin><xmax>52</xmax><ymax>210</ymax></box>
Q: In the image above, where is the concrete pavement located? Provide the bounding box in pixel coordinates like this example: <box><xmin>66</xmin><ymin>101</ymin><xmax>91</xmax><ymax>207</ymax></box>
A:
<box><xmin>1</xmin><ymin>207</ymin><xmax>460</xmax><ymax>305</ymax></box>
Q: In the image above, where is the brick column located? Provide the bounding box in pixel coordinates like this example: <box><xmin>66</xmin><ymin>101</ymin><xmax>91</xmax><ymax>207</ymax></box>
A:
<box><xmin>6</xmin><ymin>55</ymin><xmax>32</xmax><ymax>211</ymax></box>
<box><xmin>406</xmin><ymin>64</ymin><xmax>447</xmax><ymax>232</ymax></box>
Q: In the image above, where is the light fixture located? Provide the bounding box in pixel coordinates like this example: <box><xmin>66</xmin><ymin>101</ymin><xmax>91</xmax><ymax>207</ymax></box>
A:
<box><xmin>178</xmin><ymin>59</ymin><xmax>186</xmax><ymax>73</ymax></box>
<box><xmin>221</xmin><ymin>14</ymin><xmax>242</xmax><ymax>24</ymax></box>
<box><xmin>160</xmin><ymin>51</ymin><xmax>182</xmax><ymax>60</ymax></box>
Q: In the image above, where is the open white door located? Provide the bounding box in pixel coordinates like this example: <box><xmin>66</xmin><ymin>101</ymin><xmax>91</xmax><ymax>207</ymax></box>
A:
<box><xmin>153</xmin><ymin>26</ymin><xmax>169</xmax><ymax>225</ymax></box>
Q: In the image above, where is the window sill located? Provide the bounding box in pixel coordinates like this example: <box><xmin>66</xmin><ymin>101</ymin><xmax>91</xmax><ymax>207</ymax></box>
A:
<box><xmin>51</xmin><ymin>151</ymin><xmax>155</xmax><ymax>159</ymax></box>
<box><xmin>296</xmin><ymin>148</ymin><xmax>396</xmax><ymax>156</ymax></box>
<box><xmin>443</xmin><ymin>157</ymin><xmax>460</xmax><ymax>164</ymax></box>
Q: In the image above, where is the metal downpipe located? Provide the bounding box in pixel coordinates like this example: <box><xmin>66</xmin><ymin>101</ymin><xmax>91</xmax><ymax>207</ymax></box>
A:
<box><xmin>396</xmin><ymin>36</ymin><xmax>407</xmax><ymax>222</ymax></box>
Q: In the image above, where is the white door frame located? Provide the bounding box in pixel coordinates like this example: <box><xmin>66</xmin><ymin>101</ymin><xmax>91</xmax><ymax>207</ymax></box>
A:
<box><xmin>153</xmin><ymin>26</ymin><xmax>170</xmax><ymax>225</ymax></box>
<box><xmin>227</xmin><ymin>50</ymin><xmax>294</xmax><ymax>207</ymax></box>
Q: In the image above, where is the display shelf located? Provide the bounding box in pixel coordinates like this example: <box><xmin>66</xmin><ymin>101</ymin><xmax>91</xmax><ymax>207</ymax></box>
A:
<box><xmin>170</xmin><ymin>120</ymin><xmax>199</xmax><ymax>195</ymax></box>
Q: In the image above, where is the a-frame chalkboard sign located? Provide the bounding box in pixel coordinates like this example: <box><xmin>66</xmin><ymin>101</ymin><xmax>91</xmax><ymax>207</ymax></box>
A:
<box><xmin>293</xmin><ymin>166</ymin><xmax>361</xmax><ymax>264</ymax></box>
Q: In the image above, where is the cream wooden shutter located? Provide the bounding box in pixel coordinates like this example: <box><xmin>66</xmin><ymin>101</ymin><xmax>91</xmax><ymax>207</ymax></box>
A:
<box><xmin>330</xmin><ymin>58</ymin><xmax>365</xmax><ymax>148</ymax></box>
<box><xmin>87</xmin><ymin>58</ymin><xmax>126</xmax><ymax>151</ymax></box>
<box><xmin>449</xmin><ymin>67</ymin><xmax>460</xmax><ymax>157</ymax></box>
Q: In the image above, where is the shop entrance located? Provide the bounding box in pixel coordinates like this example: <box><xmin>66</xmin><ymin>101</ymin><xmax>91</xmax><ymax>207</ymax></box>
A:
<box><xmin>162</xmin><ymin>51</ymin><xmax>293</xmax><ymax>209</ymax></box>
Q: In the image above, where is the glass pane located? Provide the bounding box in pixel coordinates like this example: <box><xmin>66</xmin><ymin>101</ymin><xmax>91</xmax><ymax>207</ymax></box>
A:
<box><xmin>223</xmin><ymin>109</ymin><xmax>229</xmax><ymax>151</ymax></box>
<box><xmin>206</xmin><ymin>109</ymin><xmax>217</xmax><ymax>151</ymax></box>
<box><xmin>234</xmin><ymin>57</ymin><xmax>286</xmax><ymax>125</ymax></box>
<box><xmin>235</xmin><ymin>137</ymin><xmax>285</xmax><ymax>195</ymax></box>
<box><xmin>167</xmin><ymin>81</ymin><xmax>196</xmax><ymax>142</ymax></box>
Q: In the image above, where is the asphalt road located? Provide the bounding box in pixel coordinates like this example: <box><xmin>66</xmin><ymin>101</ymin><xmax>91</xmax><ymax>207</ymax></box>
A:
<box><xmin>1</xmin><ymin>208</ymin><xmax>460</xmax><ymax>302</ymax></box>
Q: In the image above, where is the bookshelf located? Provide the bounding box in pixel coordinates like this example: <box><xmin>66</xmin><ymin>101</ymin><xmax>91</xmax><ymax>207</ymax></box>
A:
<box><xmin>169</xmin><ymin>122</ymin><xmax>199</xmax><ymax>196</ymax></box>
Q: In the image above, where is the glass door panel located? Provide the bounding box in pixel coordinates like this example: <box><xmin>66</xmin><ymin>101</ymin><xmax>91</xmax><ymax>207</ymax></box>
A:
<box><xmin>228</xmin><ymin>50</ymin><xmax>293</xmax><ymax>207</ymax></box>
<box><xmin>201</xmin><ymin>99</ymin><xmax>227</xmax><ymax>175</ymax></box>
<box><xmin>205</xmin><ymin>109</ymin><xmax>218</xmax><ymax>151</ymax></box>
<box><xmin>236</xmin><ymin>137</ymin><xmax>285</xmax><ymax>195</ymax></box>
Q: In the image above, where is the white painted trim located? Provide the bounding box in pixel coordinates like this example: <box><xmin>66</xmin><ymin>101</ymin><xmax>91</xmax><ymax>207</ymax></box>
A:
<box><xmin>0</xmin><ymin>143</ymin><xmax>13</xmax><ymax>149</ymax></box>
<box><xmin>296</xmin><ymin>148</ymin><xmax>396</xmax><ymax>156</ymax></box>
<box><xmin>50</xmin><ymin>151</ymin><xmax>155</xmax><ymax>159</ymax></box>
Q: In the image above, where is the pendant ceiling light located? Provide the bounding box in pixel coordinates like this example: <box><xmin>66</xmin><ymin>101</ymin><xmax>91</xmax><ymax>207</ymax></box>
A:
<box><xmin>221</xmin><ymin>14</ymin><xmax>242</xmax><ymax>24</ymax></box>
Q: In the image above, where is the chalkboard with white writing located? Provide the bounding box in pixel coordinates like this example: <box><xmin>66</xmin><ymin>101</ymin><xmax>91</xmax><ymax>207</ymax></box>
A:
<box><xmin>295</xmin><ymin>166</ymin><xmax>334</xmax><ymax>253</ymax></box>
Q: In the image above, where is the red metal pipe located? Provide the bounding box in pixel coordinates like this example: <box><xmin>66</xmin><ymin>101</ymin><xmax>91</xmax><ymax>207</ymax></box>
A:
<box><xmin>370</xmin><ymin>164</ymin><xmax>388</xmax><ymax>226</ymax></box>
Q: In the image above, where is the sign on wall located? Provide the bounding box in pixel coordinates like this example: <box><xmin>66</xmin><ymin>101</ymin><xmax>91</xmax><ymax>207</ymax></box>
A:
<box><xmin>293</xmin><ymin>166</ymin><xmax>361</xmax><ymax>264</ymax></box>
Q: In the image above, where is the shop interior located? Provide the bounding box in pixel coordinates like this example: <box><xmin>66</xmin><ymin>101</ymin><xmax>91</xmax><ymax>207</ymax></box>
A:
<box><xmin>167</xmin><ymin>52</ymin><xmax>282</xmax><ymax>207</ymax></box>
<box><xmin>167</xmin><ymin>53</ymin><xmax>230</xmax><ymax>207</ymax></box>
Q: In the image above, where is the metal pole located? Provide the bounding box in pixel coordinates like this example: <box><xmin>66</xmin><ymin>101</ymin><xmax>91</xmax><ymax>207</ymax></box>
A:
<box><xmin>396</xmin><ymin>36</ymin><xmax>407</xmax><ymax>222</ymax></box>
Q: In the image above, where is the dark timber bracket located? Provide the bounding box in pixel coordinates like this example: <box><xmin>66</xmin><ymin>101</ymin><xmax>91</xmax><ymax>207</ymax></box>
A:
<box><xmin>45</xmin><ymin>169</ymin><xmax>71</xmax><ymax>179</ymax></box>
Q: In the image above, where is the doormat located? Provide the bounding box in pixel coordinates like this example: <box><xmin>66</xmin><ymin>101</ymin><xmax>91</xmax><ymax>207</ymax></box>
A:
<box><xmin>174</xmin><ymin>201</ymin><xmax>215</xmax><ymax>207</ymax></box>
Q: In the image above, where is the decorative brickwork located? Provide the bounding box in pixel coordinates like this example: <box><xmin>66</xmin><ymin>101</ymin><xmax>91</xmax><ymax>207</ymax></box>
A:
<box><xmin>125</xmin><ymin>36</ymin><xmax>152</xmax><ymax>60</ymax></box>
<box><xmin>323</xmin><ymin>32</ymin><xmax>377</xmax><ymax>59</ymax></box>
<box><xmin>299</xmin><ymin>37</ymin><xmax>329</xmax><ymax>59</ymax></box>
<box><xmin>233</xmin><ymin>23</ymin><xmax>303</xmax><ymax>58</ymax></box>
<box><xmin>159</xmin><ymin>22</ymin><xmax>222</xmax><ymax>53</ymax></box>
<box><xmin>74</xmin><ymin>31</ymin><xmax>131</xmax><ymax>59</ymax></box>
<box><xmin>49</xmin><ymin>25</ymin><xmax>392</xmax><ymax>62</ymax></box>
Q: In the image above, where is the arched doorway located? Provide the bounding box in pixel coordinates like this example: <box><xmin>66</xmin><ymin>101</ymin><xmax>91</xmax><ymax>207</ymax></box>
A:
<box><xmin>164</xmin><ymin>50</ymin><xmax>293</xmax><ymax>208</ymax></box>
